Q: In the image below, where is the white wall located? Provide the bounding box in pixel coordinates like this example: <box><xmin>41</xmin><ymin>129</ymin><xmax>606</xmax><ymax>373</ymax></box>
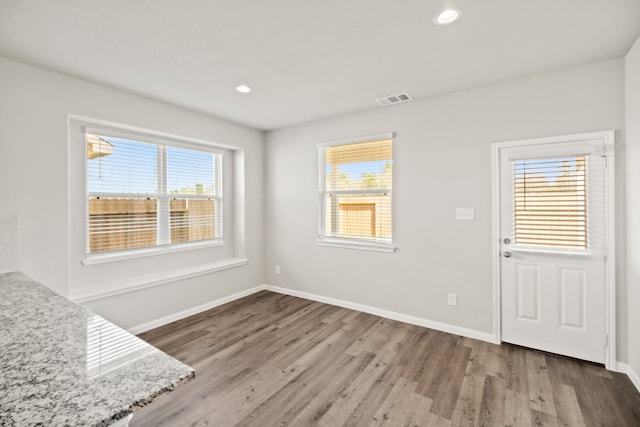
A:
<box><xmin>625</xmin><ymin>36</ymin><xmax>640</xmax><ymax>381</ymax></box>
<box><xmin>265</xmin><ymin>59</ymin><xmax>625</xmax><ymax>346</ymax></box>
<box><xmin>0</xmin><ymin>57</ymin><xmax>265</xmax><ymax>329</ymax></box>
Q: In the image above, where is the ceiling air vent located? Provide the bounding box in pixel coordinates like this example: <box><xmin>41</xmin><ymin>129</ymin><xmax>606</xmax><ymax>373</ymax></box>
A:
<box><xmin>375</xmin><ymin>92</ymin><xmax>413</xmax><ymax>106</ymax></box>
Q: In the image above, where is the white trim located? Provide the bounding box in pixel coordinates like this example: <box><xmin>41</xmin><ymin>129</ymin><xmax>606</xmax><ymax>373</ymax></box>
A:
<box><xmin>82</xmin><ymin>239</ymin><xmax>224</xmax><ymax>266</ymax></box>
<box><xmin>127</xmin><ymin>284</ymin><xmax>264</xmax><ymax>335</ymax></box>
<box><xmin>491</xmin><ymin>130</ymin><xmax>616</xmax><ymax>369</ymax></box>
<box><xmin>316</xmin><ymin>132</ymin><xmax>395</xmax><ymax>148</ymax></box>
<box><xmin>616</xmin><ymin>362</ymin><xmax>640</xmax><ymax>393</ymax></box>
<box><xmin>603</xmin><ymin>130</ymin><xmax>617</xmax><ymax>370</ymax></box>
<box><xmin>70</xmin><ymin>257</ymin><xmax>248</xmax><ymax>303</ymax></box>
<box><xmin>263</xmin><ymin>284</ymin><xmax>495</xmax><ymax>343</ymax></box>
<box><xmin>491</xmin><ymin>144</ymin><xmax>502</xmax><ymax>344</ymax></box>
<box><xmin>316</xmin><ymin>238</ymin><xmax>396</xmax><ymax>253</ymax></box>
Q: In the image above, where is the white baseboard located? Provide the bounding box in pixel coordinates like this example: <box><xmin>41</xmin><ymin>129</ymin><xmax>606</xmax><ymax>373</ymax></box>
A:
<box><xmin>128</xmin><ymin>284</ymin><xmax>264</xmax><ymax>335</ymax></box>
<box><xmin>263</xmin><ymin>284</ymin><xmax>496</xmax><ymax>344</ymax></box>
<box><xmin>629</xmin><ymin>364</ymin><xmax>640</xmax><ymax>393</ymax></box>
<box><xmin>616</xmin><ymin>362</ymin><xmax>640</xmax><ymax>393</ymax></box>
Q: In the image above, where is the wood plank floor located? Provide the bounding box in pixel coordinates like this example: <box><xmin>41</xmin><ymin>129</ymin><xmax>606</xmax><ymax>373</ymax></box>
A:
<box><xmin>131</xmin><ymin>291</ymin><xmax>640</xmax><ymax>426</ymax></box>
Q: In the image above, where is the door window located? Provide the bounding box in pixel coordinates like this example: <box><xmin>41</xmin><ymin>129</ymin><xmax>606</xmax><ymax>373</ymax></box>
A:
<box><xmin>513</xmin><ymin>156</ymin><xmax>587</xmax><ymax>249</ymax></box>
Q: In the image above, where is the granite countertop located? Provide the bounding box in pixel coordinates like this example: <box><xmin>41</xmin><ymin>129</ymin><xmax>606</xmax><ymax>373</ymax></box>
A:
<box><xmin>0</xmin><ymin>272</ymin><xmax>194</xmax><ymax>426</ymax></box>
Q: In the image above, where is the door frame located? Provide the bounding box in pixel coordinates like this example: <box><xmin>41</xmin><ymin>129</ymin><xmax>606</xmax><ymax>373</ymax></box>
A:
<box><xmin>491</xmin><ymin>130</ymin><xmax>616</xmax><ymax>370</ymax></box>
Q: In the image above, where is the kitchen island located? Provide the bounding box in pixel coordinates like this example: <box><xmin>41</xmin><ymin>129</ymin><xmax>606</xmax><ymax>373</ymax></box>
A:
<box><xmin>0</xmin><ymin>272</ymin><xmax>194</xmax><ymax>426</ymax></box>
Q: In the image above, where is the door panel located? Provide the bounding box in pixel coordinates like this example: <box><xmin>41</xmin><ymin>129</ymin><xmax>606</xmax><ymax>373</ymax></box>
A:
<box><xmin>516</xmin><ymin>264</ymin><xmax>540</xmax><ymax>321</ymax></box>
<box><xmin>500</xmin><ymin>138</ymin><xmax>607</xmax><ymax>364</ymax></box>
<box><xmin>558</xmin><ymin>267</ymin><xmax>586</xmax><ymax>330</ymax></box>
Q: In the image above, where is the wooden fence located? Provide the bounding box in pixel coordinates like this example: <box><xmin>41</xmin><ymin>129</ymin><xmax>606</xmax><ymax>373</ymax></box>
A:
<box><xmin>88</xmin><ymin>198</ymin><xmax>214</xmax><ymax>253</ymax></box>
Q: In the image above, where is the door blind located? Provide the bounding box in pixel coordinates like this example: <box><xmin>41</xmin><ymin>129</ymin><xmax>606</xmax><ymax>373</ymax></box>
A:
<box><xmin>513</xmin><ymin>156</ymin><xmax>587</xmax><ymax>249</ymax></box>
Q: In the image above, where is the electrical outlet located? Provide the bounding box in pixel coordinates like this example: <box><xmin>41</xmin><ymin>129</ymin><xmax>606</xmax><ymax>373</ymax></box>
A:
<box><xmin>275</xmin><ymin>264</ymin><xmax>280</xmax><ymax>274</ymax></box>
<box><xmin>448</xmin><ymin>293</ymin><xmax>457</xmax><ymax>306</ymax></box>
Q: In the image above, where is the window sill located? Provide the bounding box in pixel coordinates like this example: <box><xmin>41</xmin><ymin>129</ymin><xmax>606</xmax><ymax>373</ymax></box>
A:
<box><xmin>82</xmin><ymin>239</ymin><xmax>224</xmax><ymax>266</ymax></box>
<box><xmin>70</xmin><ymin>257</ymin><xmax>248</xmax><ymax>303</ymax></box>
<box><xmin>316</xmin><ymin>238</ymin><xmax>396</xmax><ymax>253</ymax></box>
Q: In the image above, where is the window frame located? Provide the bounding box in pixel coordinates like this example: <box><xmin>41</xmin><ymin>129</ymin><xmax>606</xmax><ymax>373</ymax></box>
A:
<box><xmin>82</xmin><ymin>125</ymin><xmax>225</xmax><ymax>265</ymax></box>
<box><xmin>317</xmin><ymin>132</ymin><xmax>396</xmax><ymax>253</ymax></box>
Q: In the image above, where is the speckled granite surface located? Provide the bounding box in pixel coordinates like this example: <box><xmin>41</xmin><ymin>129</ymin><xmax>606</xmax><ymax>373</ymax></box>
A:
<box><xmin>0</xmin><ymin>272</ymin><xmax>195</xmax><ymax>426</ymax></box>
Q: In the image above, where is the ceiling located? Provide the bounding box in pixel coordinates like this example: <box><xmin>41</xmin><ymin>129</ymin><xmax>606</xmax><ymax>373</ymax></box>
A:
<box><xmin>1</xmin><ymin>1</ymin><xmax>639</xmax><ymax>131</ymax></box>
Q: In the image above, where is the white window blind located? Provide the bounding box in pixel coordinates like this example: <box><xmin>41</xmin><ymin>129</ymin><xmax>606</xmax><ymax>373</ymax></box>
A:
<box><xmin>319</xmin><ymin>138</ymin><xmax>393</xmax><ymax>246</ymax></box>
<box><xmin>86</xmin><ymin>133</ymin><xmax>222</xmax><ymax>254</ymax></box>
<box><xmin>513</xmin><ymin>156</ymin><xmax>587</xmax><ymax>249</ymax></box>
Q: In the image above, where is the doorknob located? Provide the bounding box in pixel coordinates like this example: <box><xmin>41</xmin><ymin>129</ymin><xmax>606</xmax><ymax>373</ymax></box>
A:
<box><xmin>503</xmin><ymin>251</ymin><xmax>512</xmax><ymax>258</ymax></box>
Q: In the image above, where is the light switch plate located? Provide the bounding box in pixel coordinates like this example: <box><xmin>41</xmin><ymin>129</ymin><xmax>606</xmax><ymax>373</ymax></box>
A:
<box><xmin>456</xmin><ymin>208</ymin><xmax>475</xmax><ymax>220</ymax></box>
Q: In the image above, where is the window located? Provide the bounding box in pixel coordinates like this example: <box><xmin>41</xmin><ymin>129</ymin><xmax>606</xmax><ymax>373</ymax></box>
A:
<box><xmin>86</xmin><ymin>131</ymin><xmax>222</xmax><ymax>255</ymax></box>
<box><xmin>318</xmin><ymin>134</ymin><xmax>394</xmax><ymax>252</ymax></box>
<box><xmin>513</xmin><ymin>156</ymin><xmax>587</xmax><ymax>249</ymax></box>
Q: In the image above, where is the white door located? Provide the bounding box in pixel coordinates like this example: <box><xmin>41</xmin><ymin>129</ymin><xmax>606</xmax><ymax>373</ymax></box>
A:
<box><xmin>499</xmin><ymin>135</ymin><xmax>611</xmax><ymax>364</ymax></box>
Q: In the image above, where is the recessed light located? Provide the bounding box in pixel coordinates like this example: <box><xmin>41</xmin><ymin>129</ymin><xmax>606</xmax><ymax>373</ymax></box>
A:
<box><xmin>235</xmin><ymin>84</ymin><xmax>252</xmax><ymax>93</ymax></box>
<box><xmin>434</xmin><ymin>8</ymin><xmax>461</xmax><ymax>25</ymax></box>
